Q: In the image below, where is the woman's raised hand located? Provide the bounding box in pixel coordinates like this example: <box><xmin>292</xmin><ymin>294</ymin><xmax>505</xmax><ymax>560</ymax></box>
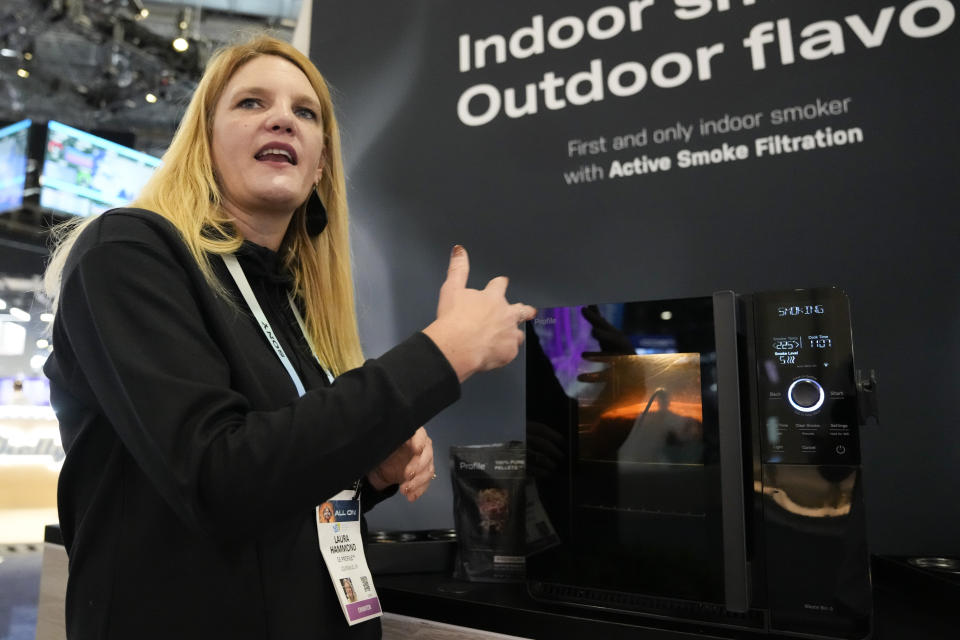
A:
<box><xmin>423</xmin><ymin>246</ymin><xmax>536</xmax><ymax>383</ymax></box>
<box><xmin>368</xmin><ymin>427</ymin><xmax>435</xmax><ymax>501</ymax></box>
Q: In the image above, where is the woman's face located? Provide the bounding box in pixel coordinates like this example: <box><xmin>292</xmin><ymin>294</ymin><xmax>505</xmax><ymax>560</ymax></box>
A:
<box><xmin>211</xmin><ymin>55</ymin><xmax>325</xmax><ymax>221</ymax></box>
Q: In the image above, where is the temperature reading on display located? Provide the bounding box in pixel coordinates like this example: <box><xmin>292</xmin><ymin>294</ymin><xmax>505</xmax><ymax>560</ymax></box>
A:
<box><xmin>809</xmin><ymin>335</ymin><xmax>832</xmax><ymax>349</ymax></box>
<box><xmin>773</xmin><ymin>335</ymin><xmax>801</xmax><ymax>365</ymax></box>
<box><xmin>778</xmin><ymin>305</ymin><xmax>825</xmax><ymax>317</ymax></box>
<box><xmin>774</xmin><ymin>339</ymin><xmax>801</xmax><ymax>350</ymax></box>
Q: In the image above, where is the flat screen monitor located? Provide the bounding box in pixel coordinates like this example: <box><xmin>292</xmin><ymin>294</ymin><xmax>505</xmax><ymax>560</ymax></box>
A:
<box><xmin>39</xmin><ymin>120</ymin><xmax>161</xmax><ymax>218</ymax></box>
<box><xmin>0</xmin><ymin>119</ymin><xmax>31</xmax><ymax>214</ymax></box>
<box><xmin>0</xmin><ymin>376</ymin><xmax>51</xmax><ymax>407</ymax></box>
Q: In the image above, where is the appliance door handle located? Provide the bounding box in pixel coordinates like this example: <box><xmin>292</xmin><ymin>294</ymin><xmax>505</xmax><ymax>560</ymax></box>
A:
<box><xmin>713</xmin><ymin>290</ymin><xmax>750</xmax><ymax>613</ymax></box>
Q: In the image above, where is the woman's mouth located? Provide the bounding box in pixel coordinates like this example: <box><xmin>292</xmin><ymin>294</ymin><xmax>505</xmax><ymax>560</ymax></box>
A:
<box><xmin>254</xmin><ymin>144</ymin><xmax>298</xmax><ymax>165</ymax></box>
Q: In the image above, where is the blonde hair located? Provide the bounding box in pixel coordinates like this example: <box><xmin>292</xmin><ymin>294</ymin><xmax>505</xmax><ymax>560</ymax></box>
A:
<box><xmin>44</xmin><ymin>35</ymin><xmax>363</xmax><ymax>375</ymax></box>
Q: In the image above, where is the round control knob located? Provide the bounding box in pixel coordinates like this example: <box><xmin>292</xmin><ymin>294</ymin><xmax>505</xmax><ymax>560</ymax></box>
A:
<box><xmin>787</xmin><ymin>378</ymin><xmax>825</xmax><ymax>413</ymax></box>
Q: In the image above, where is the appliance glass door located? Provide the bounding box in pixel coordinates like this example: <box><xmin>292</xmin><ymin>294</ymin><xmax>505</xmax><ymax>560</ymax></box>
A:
<box><xmin>526</xmin><ymin>296</ymin><xmax>727</xmax><ymax>608</ymax></box>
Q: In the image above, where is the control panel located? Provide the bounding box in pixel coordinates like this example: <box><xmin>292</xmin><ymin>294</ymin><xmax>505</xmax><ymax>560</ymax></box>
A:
<box><xmin>752</xmin><ymin>288</ymin><xmax>860</xmax><ymax>465</ymax></box>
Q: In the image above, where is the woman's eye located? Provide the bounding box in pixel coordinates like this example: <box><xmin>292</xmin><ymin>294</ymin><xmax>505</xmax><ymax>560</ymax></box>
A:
<box><xmin>296</xmin><ymin>107</ymin><xmax>317</xmax><ymax>120</ymax></box>
<box><xmin>237</xmin><ymin>97</ymin><xmax>261</xmax><ymax>108</ymax></box>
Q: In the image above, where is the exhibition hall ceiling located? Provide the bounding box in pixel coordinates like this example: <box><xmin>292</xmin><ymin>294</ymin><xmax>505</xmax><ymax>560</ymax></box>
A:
<box><xmin>1</xmin><ymin>0</ymin><xmax>299</xmax><ymax>156</ymax></box>
<box><xmin>0</xmin><ymin>2</ymin><xmax>302</xmax><ymax>377</ymax></box>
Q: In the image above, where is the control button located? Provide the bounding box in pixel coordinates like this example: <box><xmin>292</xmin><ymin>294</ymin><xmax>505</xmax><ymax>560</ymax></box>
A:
<box><xmin>836</xmin><ymin>445</ymin><xmax>847</xmax><ymax>455</ymax></box>
<box><xmin>787</xmin><ymin>378</ymin><xmax>825</xmax><ymax>413</ymax></box>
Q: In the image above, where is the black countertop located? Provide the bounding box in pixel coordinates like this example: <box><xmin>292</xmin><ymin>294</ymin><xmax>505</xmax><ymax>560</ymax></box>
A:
<box><xmin>375</xmin><ymin>556</ymin><xmax>960</xmax><ymax>639</ymax></box>
<box><xmin>44</xmin><ymin>526</ymin><xmax>958</xmax><ymax>638</ymax></box>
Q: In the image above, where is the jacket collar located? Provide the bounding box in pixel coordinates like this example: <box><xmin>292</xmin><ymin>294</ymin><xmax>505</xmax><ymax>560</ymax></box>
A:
<box><xmin>234</xmin><ymin>241</ymin><xmax>294</xmax><ymax>287</ymax></box>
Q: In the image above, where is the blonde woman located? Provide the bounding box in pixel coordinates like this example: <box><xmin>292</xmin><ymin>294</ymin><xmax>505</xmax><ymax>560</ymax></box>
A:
<box><xmin>44</xmin><ymin>35</ymin><xmax>534</xmax><ymax>639</ymax></box>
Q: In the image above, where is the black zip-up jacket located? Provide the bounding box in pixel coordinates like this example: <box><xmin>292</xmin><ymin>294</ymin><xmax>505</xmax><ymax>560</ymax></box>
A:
<box><xmin>44</xmin><ymin>209</ymin><xmax>460</xmax><ymax>639</ymax></box>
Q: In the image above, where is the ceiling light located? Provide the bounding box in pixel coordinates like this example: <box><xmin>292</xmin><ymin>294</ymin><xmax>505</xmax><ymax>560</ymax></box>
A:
<box><xmin>40</xmin><ymin>313</ymin><xmax>54</xmax><ymax>322</ymax></box>
<box><xmin>0</xmin><ymin>49</ymin><xmax>16</xmax><ymax>58</ymax></box>
<box><xmin>173</xmin><ymin>7</ymin><xmax>192</xmax><ymax>52</ymax></box>
<box><xmin>176</xmin><ymin>7</ymin><xmax>193</xmax><ymax>32</ymax></box>
<box><xmin>0</xmin><ymin>322</ymin><xmax>26</xmax><ymax>356</ymax></box>
<box><xmin>660</xmin><ymin>310</ymin><xmax>673</xmax><ymax>321</ymax></box>
<box><xmin>0</xmin><ymin>299</ymin><xmax>6</xmax><ymax>310</ymax></box>
<box><xmin>23</xmin><ymin>52</ymin><xmax>33</xmax><ymax>61</ymax></box>
<box><xmin>9</xmin><ymin>308</ymin><xmax>30</xmax><ymax>322</ymax></box>
<box><xmin>145</xmin><ymin>92</ymin><xmax>158</xmax><ymax>103</ymax></box>
<box><xmin>131</xmin><ymin>0</ymin><xmax>149</xmax><ymax>19</ymax></box>
<box><xmin>17</xmin><ymin>68</ymin><xmax>29</xmax><ymax>78</ymax></box>
<box><xmin>36</xmin><ymin>339</ymin><xmax>49</xmax><ymax>349</ymax></box>
<box><xmin>30</xmin><ymin>353</ymin><xmax>49</xmax><ymax>371</ymax></box>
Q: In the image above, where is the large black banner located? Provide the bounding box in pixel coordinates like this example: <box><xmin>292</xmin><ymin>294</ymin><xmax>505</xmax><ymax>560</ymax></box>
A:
<box><xmin>311</xmin><ymin>1</ymin><xmax>958</xmax><ymax>555</ymax></box>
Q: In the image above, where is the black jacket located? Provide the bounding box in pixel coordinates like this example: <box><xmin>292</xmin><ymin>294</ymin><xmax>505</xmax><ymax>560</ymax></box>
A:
<box><xmin>44</xmin><ymin>209</ymin><xmax>460</xmax><ymax>639</ymax></box>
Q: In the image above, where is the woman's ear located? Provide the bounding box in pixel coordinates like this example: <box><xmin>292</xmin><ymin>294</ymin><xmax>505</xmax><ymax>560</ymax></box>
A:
<box><xmin>317</xmin><ymin>144</ymin><xmax>330</xmax><ymax>183</ymax></box>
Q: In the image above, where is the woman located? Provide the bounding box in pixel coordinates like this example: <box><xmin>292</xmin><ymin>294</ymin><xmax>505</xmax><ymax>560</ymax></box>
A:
<box><xmin>318</xmin><ymin>501</ymin><xmax>337</xmax><ymax>523</ymax></box>
<box><xmin>43</xmin><ymin>35</ymin><xmax>534</xmax><ymax>639</ymax></box>
<box><xmin>341</xmin><ymin>577</ymin><xmax>358</xmax><ymax>603</ymax></box>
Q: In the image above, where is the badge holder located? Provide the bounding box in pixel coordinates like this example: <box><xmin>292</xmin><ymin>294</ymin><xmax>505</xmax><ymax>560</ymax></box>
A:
<box><xmin>316</xmin><ymin>490</ymin><xmax>382</xmax><ymax>626</ymax></box>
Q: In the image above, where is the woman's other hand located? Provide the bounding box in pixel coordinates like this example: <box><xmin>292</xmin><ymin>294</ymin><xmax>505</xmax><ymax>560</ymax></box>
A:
<box><xmin>368</xmin><ymin>427</ymin><xmax>435</xmax><ymax>501</ymax></box>
<box><xmin>423</xmin><ymin>246</ymin><xmax>536</xmax><ymax>383</ymax></box>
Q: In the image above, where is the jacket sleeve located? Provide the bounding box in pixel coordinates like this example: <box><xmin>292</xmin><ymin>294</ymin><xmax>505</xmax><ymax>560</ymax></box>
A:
<box><xmin>57</xmin><ymin>238</ymin><xmax>459</xmax><ymax>539</ymax></box>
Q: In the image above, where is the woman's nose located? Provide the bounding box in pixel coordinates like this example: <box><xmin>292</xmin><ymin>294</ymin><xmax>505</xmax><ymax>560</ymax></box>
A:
<box><xmin>266</xmin><ymin>105</ymin><xmax>296</xmax><ymax>133</ymax></box>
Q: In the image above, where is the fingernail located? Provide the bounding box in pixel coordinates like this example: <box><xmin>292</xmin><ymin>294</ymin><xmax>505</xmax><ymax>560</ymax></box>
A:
<box><xmin>451</xmin><ymin>244</ymin><xmax>464</xmax><ymax>257</ymax></box>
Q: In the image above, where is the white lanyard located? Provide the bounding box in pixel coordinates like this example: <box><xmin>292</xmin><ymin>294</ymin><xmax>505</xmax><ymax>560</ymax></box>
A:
<box><xmin>221</xmin><ymin>254</ymin><xmax>333</xmax><ymax>396</ymax></box>
<box><xmin>222</xmin><ymin>255</ymin><xmax>379</xmax><ymax>626</ymax></box>
<box><xmin>286</xmin><ymin>291</ymin><xmax>334</xmax><ymax>385</ymax></box>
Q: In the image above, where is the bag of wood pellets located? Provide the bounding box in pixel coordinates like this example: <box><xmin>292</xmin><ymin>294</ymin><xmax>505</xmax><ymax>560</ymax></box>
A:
<box><xmin>450</xmin><ymin>442</ymin><xmax>526</xmax><ymax>582</ymax></box>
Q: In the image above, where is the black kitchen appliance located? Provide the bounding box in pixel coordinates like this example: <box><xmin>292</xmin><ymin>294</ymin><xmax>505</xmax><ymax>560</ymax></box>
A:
<box><xmin>525</xmin><ymin>288</ymin><xmax>872</xmax><ymax>638</ymax></box>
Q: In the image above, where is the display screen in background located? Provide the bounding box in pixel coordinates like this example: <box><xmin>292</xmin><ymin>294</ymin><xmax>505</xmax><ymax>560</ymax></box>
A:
<box><xmin>0</xmin><ymin>377</ymin><xmax>51</xmax><ymax>406</ymax></box>
<box><xmin>0</xmin><ymin>119</ymin><xmax>31</xmax><ymax>214</ymax></box>
<box><xmin>39</xmin><ymin>120</ymin><xmax>161</xmax><ymax>217</ymax></box>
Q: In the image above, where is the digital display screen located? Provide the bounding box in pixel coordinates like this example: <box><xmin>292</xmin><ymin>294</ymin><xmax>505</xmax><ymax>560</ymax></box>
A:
<box><xmin>777</xmin><ymin>304</ymin><xmax>825</xmax><ymax>317</ymax></box>
<box><xmin>769</xmin><ymin>334</ymin><xmax>834</xmax><ymax>365</ymax></box>
<box><xmin>0</xmin><ymin>119</ymin><xmax>31</xmax><ymax>214</ymax></box>
<box><xmin>808</xmin><ymin>335</ymin><xmax>832</xmax><ymax>349</ymax></box>
<box><xmin>755</xmin><ymin>288</ymin><xmax>860</xmax><ymax>466</ymax></box>
<box><xmin>767</xmin><ymin>300</ymin><xmax>836</xmax><ymax>367</ymax></box>
<box><xmin>39</xmin><ymin>120</ymin><xmax>161</xmax><ymax>217</ymax></box>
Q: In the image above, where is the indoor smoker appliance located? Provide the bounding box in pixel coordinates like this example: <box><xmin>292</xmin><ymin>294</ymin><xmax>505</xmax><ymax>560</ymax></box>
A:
<box><xmin>525</xmin><ymin>287</ymin><xmax>872</xmax><ymax>638</ymax></box>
